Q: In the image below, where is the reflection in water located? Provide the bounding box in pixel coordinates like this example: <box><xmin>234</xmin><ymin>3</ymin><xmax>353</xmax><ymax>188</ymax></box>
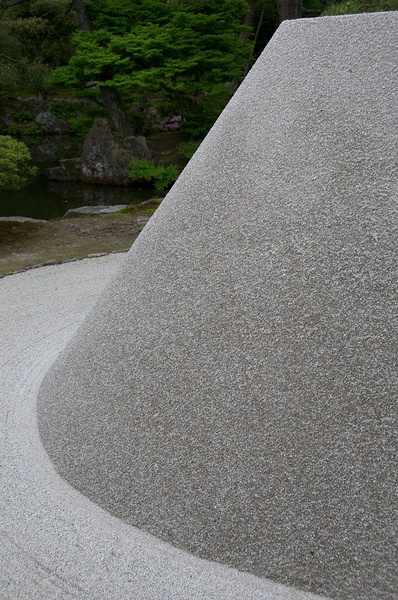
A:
<box><xmin>0</xmin><ymin>177</ymin><xmax>154</xmax><ymax>220</ymax></box>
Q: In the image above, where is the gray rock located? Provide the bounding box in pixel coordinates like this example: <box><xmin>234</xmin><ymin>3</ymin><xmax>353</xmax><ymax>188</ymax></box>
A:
<box><xmin>17</xmin><ymin>97</ymin><xmax>48</xmax><ymax>115</ymax></box>
<box><xmin>30</xmin><ymin>260</ymin><xmax>58</xmax><ymax>268</ymax></box>
<box><xmin>38</xmin><ymin>13</ymin><xmax>398</xmax><ymax>600</ymax></box>
<box><xmin>0</xmin><ymin>113</ymin><xmax>14</xmax><ymax>133</ymax></box>
<box><xmin>45</xmin><ymin>118</ymin><xmax>152</xmax><ymax>185</ymax></box>
<box><xmin>31</xmin><ymin>135</ymin><xmax>81</xmax><ymax>165</ymax></box>
<box><xmin>35</xmin><ymin>112</ymin><xmax>70</xmax><ymax>134</ymax></box>
<box><xmin>0</xmin><ymin>216</ymin><xmax>47</xmax><ymax>223</ymax></box>
<box><xmin>63</xmin><ymin>205</ymin><xmax>128</xmax><ymax>218</ymax></box>
<box><xmin>80</xmin><ymin>118</ymin><xmax>151</xmax><ymax>185</ymax></box>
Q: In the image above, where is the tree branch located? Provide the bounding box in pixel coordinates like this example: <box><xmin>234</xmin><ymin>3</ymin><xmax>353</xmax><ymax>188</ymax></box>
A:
<box><xmin>0</xmin><ymin>0</ymin><xmax>27</xmax><ymax>7</ymax></box>
<box><xmin>0</xmin><ymin>53</ymin><xmax>19</xmax><ymax>62</ymax></box>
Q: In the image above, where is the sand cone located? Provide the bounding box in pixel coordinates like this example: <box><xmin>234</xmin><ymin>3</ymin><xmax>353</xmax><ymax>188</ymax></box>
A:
<box><xmin>38</xmin><ymin>13</ymin><xmax>397</xmax><ymax>599</ymax></box>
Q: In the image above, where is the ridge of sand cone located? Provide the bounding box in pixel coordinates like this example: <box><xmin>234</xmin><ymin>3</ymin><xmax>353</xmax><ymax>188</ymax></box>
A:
<box><xmin>38</xmin><ymin>13</ymin><xmax>397</xmax><ymax>600</ymax></box>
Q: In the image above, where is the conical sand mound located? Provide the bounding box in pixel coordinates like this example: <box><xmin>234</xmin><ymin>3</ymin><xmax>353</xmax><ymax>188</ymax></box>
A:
<box><xmin>38</xmin><ymin>13</ymin><xmax>397</xmax><ymax>600</ymax></box>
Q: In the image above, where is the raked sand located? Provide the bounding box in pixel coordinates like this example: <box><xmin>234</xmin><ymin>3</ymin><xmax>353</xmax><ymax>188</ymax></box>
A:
<box><xmin>0</xmin><ymin>256</ymin><xmax>328</xmax><ymax>600</ymax></box>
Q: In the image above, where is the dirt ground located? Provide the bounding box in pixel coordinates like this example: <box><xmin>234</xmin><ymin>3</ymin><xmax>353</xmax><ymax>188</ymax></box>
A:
<box><xmin>0</xmin><ymin>213</ymin><xmax>150</xmax><ymax>276</ymax></box>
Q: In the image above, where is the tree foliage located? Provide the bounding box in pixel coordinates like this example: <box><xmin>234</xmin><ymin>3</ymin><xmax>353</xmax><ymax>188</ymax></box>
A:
<box><xmin>0</xmin><ymin>0</ymin><xmax>76</xmax><ymax>97</ymax></box>
<box><xmin>50</xmin><ymin>0</ymin><xmax>253</xmax><ymax>135</ymax></box>
<box><xmin>321</xmin><ymin>0</ymin><xmax>398</xmax><ymax>13</ymax></box>
<box><xmin>0</xmin><ymin>135</ymin><xmax>37</xmax><ymax>189</ymax></box>
<box><xmin>128</xmin><ymin>158</ymin><xmax>180</xmax><ymax>194</ymax></box>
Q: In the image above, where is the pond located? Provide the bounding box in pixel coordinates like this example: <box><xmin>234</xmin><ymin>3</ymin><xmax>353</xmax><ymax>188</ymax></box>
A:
<box><xmin>0</xmin><ymin>176</ymin><xmax>155</xmax><ymax>220</ymax></box>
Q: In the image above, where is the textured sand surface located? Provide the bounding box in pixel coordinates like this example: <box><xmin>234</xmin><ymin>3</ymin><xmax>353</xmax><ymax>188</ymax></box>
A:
<box><xmin>27</xmin><ymin>11</ymin><xmax>398</xmax><ymax>600</ymax></box>
<box><xmin>0</xmin><ymin>257</ymin><xmax>328</xmax><ymax>600</ymax></box>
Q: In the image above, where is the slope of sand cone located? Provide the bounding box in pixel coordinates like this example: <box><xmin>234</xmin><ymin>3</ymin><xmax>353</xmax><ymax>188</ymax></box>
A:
<box><xmin>38</xmin><ymin>13</ymin><xmax>398</xmax><ymax>600</ymax></box>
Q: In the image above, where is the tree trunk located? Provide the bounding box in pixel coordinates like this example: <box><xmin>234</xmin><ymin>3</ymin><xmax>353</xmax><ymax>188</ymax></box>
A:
<box><xmin>277</xmin><ymin>0</ymin><xmax>302</xmax><ymax>23</ymax></box>
<box><xmin>73</xmin><ymin>0</ymin><xmax>93</xmax><ymax>31</ymax></box>
<box><xmin>240</xmin><ymin>0</ymin><xmax>256</xmax><ymax>41</ymax></box>
<box><xmin>99</xmin><ymin>86</ymin><xmax>133</xmax><ymax>136</ymax></box>
<box><xmin>0</xmin><ymin>0</ymin><xmax>27</xmax><ymax>7</ymax></box>
<box><xmin>73</xmin><ymin>0</ymin><xmax>133</xmax><ymax>135</ymax></box>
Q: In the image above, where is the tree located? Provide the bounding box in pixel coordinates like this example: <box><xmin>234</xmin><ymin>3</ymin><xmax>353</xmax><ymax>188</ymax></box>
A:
<box><xmin>0</xmin><ymin>135</ymin><xmax>37</xmax><ymax>189</ymax></box>
<box><xmin>240</xmin><ymin>0</ymin><xmax>256</xmax><ymax>40</ymax></box>
<box><xmin>73</xmin><ymin>0</ymin><xmax>133</xmax><ymax>134</ymax></box>
<box><xmin>0</xmin><ymin>0</ymin><xmax>76</xmax><ymax>98</ymax></box>
<box><xmin>321</xmin><ymin>0</ymin><xmax>398</xmax><ymax>14</ymax></box>
<box><xmin>277</xmin><ymin>0</ymin><xmax>302</xmax><ymax>23</ymax></box>
<box><xmin>50</xmin><ymin>0</ymin><xmax>253</xmax><ymax>137</ymax></box>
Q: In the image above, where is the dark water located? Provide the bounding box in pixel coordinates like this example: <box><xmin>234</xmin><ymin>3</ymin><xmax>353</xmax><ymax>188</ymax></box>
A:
<box><xmin>0</xmin><ymin>177</ymin><xmax>154</xmax><ymax>220</ymax></box>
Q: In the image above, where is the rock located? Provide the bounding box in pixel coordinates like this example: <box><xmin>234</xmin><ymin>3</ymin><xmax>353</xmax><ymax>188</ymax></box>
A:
<box><xmin>17</xmin><ymin>97</ymin><xmax>48</xmax><ymax>116</ymax></box>
<box><xmin>35</xmin><ymin>112</ymin><xmax>70</xmax><ymax>134</ymax></box>
<box><xmin>30</xmin><ymin>260</ymin><xmax>58</xmax><ymax>268</ymax></box>
<box><xmin>80</xmin><ymin>118</ymin><xmax>151</xmax><ymax>185</ymax></box>
<box><xmin>0</xmin><ymin>113</ymin><xmax>14</xmax><ymax>134</ymax></box>
<box><xmin>124</xmin><ymin>135</ymin><xmax>153</xmax><ymax>158</ymax></box>
<box><xmin>63</xmin><ymin>205</ymin><xmax>128</xmax><ymax>218</ymax></box>
<box><xmin>31</xmin><ymin>135</ymin><xmax>81</xmax><ymax>165</ymax></box>
<box><xmin>0</xmin><ymin>216</ymin><xmax>47</xmax><ymax>223</ymax></box>
<box><xmin>43</xmin><ymin>113</ymin><xmax>151</xmax><ymax>185</ymax></box>
<box><xmin>44</xmin><ymin>118</ymin><xmax>152</xmax><ymax>185</ymax></box>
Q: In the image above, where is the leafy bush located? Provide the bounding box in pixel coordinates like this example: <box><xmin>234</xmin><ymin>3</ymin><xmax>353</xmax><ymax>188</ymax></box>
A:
<box><xmin>7</xmin><ymin>122</ymin><xmax>43</xmax><ymax>139</ymax></box>
<box><xmin>49</xmin><ymin>101</ymin><xmax>107</xmax><ymax>136</ymax></box>
<box><xmin>128</xmin><ymin>159</ymin><xmax>180</xmax><ymax>194</ymax></box>
<box><xmin>68</xmin><ymin>109</ymin><xmax>108</xmax><ymax>136</ymax></box>
<box><xmin>178</xmin><ymin>140</ymin><xmax>201</xmax><ymax>160</ymax></box>
<box><xmin>49</xmin><ymin>101</ymin><xmax>85</xmax><ymax>119</ymax></box>
<box><xmin>14</xmin><ymin>111</ymin><xmax>34</xmax><ymax>122</ymax></box>
<box><xmin>322</xmin><ymin>0</ymin><xmax>398</xmax><ymax>14</ymax></box>
<box><xmin>0</xmin><ymin>135</ymin><xmax>37</xmax><ymax>189</ymax></box>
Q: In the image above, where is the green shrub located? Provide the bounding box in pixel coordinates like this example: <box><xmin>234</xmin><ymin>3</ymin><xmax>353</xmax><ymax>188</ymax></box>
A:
<box><xmin>128</xmin><ymin>159</ymin><xmax>180</xmax><ymax>194</ymax></box>
<box><xmin>7</xmin><ymin>122</ymin><xmax>42</xmax><ymax>139</ymax></box>
<box><xmin>0</xmin><ymin>135</ymin><xmax>37</xmax><ymax>189</ymax></box>
<box><xmin>322</xmin><ymin>0</ymin><xmax>362</xmax><ymax>13</ymax></box>
<box><xmin>68</xmin><ymin>109</ymin><xmax>108</xmax><ymax>136</ymax></box>
<box><xmin>178</xmin><ymin>140</ymin><xmax>201</xmax><ymax>160</ymax></box>
<box><xmin>49</xmin><ymin>101</ymin><xmax>85</xmax><ymax>119</ymax></box>
<box><xmin>6</xmin><ymin>123</ymin><xmax>22</xmax><ymax>137</ymax></box>
<box><xmin>14</xmin><ymin>111</ymin><xmax>34</xmax><ymax>122</ymax></box>
<box><xmin>23</xmin><ymin>124</ymin><xmax>43</xmax><ymax>138</ymax></box>
<box><xmin>48</xmin><ymin>102</ymin><xmax>107</xmax><ymax>136</ymax></box>
<box><xmin>322</xmin><ymin>0</ymin><xmax>398</xmax><ymax>14</ymax></box>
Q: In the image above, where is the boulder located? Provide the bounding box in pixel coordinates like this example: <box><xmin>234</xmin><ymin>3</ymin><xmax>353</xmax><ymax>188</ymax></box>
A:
<box><xmin>0</xmin><ymin>216</ymin><xmax>47</xmax><ymax>223</ymax></box>
<box><xmin>80</xmin><ymin>118</ymin><xmax>151</xmax><ymax>185</ymax></box>
<box><xmin>17</xmin><ymin>97</ymin><xmax>48</xmax><ymax>116</ymax></box>
<box><xmin>31</xmin><ymin>135</ymin><xmax>81</xmax><ymax>165</ymax></box>
<box><xmin>63</xmin><ymin>205</ymin><xmax>128</xmax><ymax>218</ymax></box>
<box><xmin>35</xmin><ymin>112</ymin><xmax>70</xmax><ymax>134</ymax></box>
<box><xmin>45</xmin><ymin>118</ymin><xmax>152</xmax><ymax>185</ymax></box>
<box><xmin>0</xmin><ymin>113</ymin><xmax>14</xmax><ymax>134</ymax></box>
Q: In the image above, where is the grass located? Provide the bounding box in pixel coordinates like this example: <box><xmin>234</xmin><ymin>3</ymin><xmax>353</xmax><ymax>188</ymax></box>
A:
<box><xmin>117</xmin><ymin>198</ymin><xmax>162</xmax><ymax>216</ymax></box>
<box><xmin>0</xmin><ymin>214</ymin><xmax>150</xmax><ymax>276</ymax></box>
